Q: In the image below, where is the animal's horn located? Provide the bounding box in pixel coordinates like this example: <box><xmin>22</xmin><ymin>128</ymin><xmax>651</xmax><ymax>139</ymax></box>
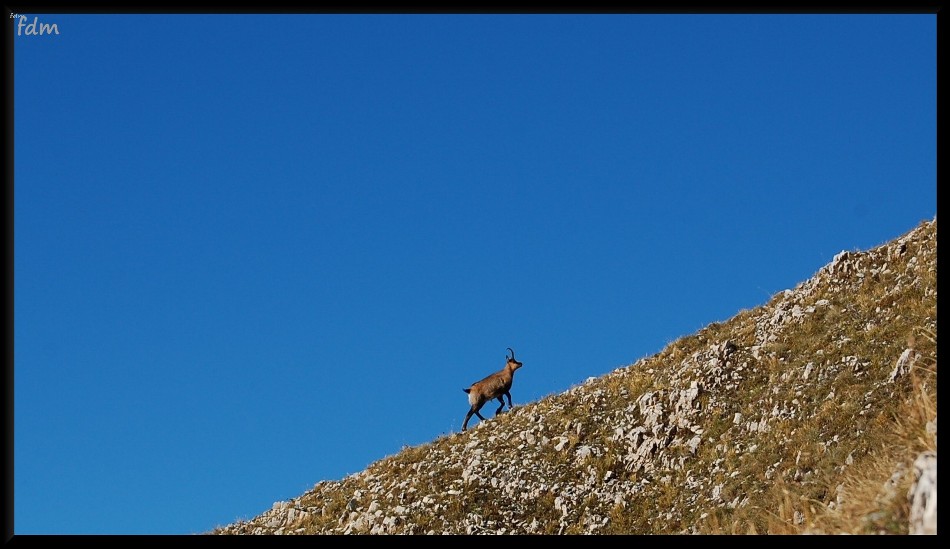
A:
<box><xmin>507</xmin><ymin>347</ymin><xmax>515</xmax><ymax>360</ymax></box>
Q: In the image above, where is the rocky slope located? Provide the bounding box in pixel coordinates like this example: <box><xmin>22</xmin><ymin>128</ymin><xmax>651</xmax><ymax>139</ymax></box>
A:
<box><xmin>211</xmin><ymin>218</ymin><xmax>937</xmax><ymax>535</ymax></box>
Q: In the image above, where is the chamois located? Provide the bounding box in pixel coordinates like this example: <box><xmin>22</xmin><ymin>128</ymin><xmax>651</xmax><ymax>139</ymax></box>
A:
<box><xmin>462</xmin><ymin>347</ymin><xmax>524</xmax><ymax>431</ymax></box>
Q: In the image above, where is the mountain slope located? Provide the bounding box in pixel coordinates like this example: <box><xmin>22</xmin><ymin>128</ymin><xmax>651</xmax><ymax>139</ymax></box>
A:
<box><xmin>211</xmin><ymin>218</ymin><xmax>937</xmax><ymax>535</ymax></box>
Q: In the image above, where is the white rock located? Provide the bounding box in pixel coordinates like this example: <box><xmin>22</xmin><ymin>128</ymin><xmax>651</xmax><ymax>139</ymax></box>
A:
<box><xmin>888</xmin><ymin>348</ymin><xmax>919</xmax><ymax>383</ymax></box>
<box><xmin>687</xmin><ymin>435</ymin><xmax>702</xmax><ymax>454</ymax></box>
<box><xmin>908</xmin><ymin>451</ymin><xmax>937</xmax><ymax>535</ymax></box>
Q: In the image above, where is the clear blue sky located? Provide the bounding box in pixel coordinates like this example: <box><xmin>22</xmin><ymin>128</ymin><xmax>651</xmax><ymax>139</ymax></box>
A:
<box><xmin>13</xmin><ymin>13</ymin><xmax>936</xmax><ymax>535</ymax></box>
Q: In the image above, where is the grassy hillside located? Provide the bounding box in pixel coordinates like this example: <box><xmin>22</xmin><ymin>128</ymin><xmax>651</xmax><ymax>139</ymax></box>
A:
<box><xmin>211</xmin><ymin>218</ymin><xmax>937</xmax><ymax>535</ymax></box>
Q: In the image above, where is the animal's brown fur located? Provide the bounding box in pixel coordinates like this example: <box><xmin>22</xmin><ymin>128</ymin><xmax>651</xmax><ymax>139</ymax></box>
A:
<box><xmin>462</xmin><ymin>348</ymin><xmax>524</xmax><ymax>431</ymax></box>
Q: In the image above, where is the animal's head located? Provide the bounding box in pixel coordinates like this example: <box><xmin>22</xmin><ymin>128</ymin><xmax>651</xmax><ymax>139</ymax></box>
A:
<box><xmin>506</xmin><ymin>347</ymin><xmax>523</xmax><ymax>371</ymax></box>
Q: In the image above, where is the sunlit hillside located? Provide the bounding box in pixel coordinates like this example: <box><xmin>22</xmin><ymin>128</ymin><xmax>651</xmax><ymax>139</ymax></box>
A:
<box><xmin>211</xmin><ymin>218</ymin><xmax>937</xmax><ymax>535</ymax></box>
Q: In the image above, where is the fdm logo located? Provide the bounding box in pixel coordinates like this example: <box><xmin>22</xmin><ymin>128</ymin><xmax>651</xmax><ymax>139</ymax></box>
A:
<box><xmin>13</xmin><ymin>14</ymin><xmax>60</xmax><ymax>36</ymax></box>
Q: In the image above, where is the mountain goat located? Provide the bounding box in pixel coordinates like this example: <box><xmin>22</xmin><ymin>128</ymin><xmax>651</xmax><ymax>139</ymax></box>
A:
<box><xmin>462</xmin><ymin>347</ymin><xmax>524</xmax><ymax>431</ymax></box>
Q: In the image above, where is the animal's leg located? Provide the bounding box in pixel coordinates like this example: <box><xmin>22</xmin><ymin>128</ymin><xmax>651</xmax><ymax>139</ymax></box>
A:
<box><xmin>463</xmin><ymin>403</ymin><xmax>486</xmax><ymax>431</ymax></box>
<box><xmin>495</xmin><ymin>396</ymin><xmax>506</xmax><ymax>416</ymax></box>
